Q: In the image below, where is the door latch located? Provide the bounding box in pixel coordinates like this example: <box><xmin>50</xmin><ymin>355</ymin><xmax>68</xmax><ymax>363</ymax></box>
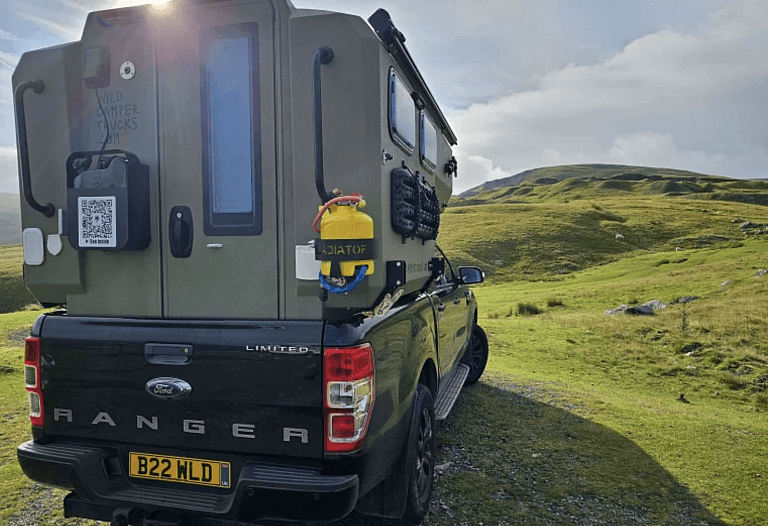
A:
<box><xmin>169</xmin><ymin>206</ymin><xmax>193</xmax><ymax>258</ymax></box>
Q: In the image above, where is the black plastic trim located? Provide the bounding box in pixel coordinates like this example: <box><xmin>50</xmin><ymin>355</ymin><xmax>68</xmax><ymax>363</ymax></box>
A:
<box><xmin>313</xmin><ymin>238</ymin><xmax>376</xmax><ymax>261</ymax></box>
<box><xmin>18</xmin><ymin>440</ymin><xmax>359</xmax><ymax>522</ymax></box>
<box><xmin>168</xmin><ymin>206</ymin><xmax>193</xmax><ymax>258</ymax></box>
<box><xmin>15</xmin><ymin>79</ymin><xmax>55</xmax><ymax>217</ymax></box>
<box><xmin>31</xmin><ymin>314</ymin><xmax>46</xmax><ymax>337</ymax></box>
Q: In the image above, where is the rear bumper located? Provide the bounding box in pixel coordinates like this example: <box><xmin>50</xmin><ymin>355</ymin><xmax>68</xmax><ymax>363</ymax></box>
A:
<box><xmin>18</xmin><ymin>440</ymin><xmax>358</xmax><ymax>523</ymax></box>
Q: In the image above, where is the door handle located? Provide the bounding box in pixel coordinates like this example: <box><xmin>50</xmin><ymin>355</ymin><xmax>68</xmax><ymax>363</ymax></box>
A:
<box><xmin>144</xmin><ymin>343</ymin><xmax>193</xmax><ymax>365</ymax></box>
<box><xmin>453</xmin><ymin>298</ymin><xmax>461</xmax><ymax>305</ymax></box>
<box><xmin>438</xmin><ymin>303</ymin><xmax>446</xmax><ymax>314</ymax></box>
<box><xmin>312</xmin><ymin>46</ymin><xmax>335</xmax><ymax>203</ymax></box>
<box><xmin>15</xmin><ymin>80</ymin><xmax>54</xmax><ymax>217</ymax></box>
<box><xmin>169</xmin><ymin>206</ymin><xmax>193</xmax><ymax>258</ymax></box>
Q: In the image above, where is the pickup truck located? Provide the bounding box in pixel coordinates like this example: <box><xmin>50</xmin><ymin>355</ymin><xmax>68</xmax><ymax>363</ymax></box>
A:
<box><xmin>18</xmin><ymin>251</ymin><xmax>488</xmax><ymax>524</ymax></box>
<box><xmin>13</xmin><ymin>1</ymin><xmax>488</xmax><ymax>523</ymax></box>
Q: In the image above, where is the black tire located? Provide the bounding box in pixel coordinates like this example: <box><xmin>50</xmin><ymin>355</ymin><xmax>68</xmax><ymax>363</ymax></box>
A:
<box><xmin>402</xmin><ymin>384</ymin><xmax>436</xmax><ymax>524</ymax></box>
<box><xmin>462</xmin><ymin>324</ymin><xmax>488</xmax><ymax>385</ymax></box>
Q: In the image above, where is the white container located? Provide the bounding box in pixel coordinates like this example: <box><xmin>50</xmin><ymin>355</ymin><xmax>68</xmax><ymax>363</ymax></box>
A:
<box><xmin>295</xmin><ymin>243</ymin><xmax>320</xmax><ymax>281</ymax></box>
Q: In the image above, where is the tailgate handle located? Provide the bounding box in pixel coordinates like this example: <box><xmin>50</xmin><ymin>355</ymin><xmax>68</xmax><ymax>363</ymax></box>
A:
<box><xmin>144</xmin><ymin>344</ymin><xmax>193</xmax><ymax>365</ymax></box>
<box><xmin>169</xmin><ymin>206</ymin><xmax>193</xmax><ymax>258</ymax></box>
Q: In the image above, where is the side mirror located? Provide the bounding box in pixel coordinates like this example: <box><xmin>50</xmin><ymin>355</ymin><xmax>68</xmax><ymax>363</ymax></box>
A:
<box><xmin>459</xmin><ymin>266</ymin><xmax>484</xmax><ymax>284</ymax></box>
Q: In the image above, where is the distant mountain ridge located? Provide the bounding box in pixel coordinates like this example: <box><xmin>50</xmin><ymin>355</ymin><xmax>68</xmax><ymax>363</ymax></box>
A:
<box><xmin>0</xmin><ymin>194</ymin><xmax>21</xmax><ymax>245</ymax></box>
<box><xmin>458</xmin><ymin>164</ymin><xmax>721</xmax><ymax>198</ymax></box>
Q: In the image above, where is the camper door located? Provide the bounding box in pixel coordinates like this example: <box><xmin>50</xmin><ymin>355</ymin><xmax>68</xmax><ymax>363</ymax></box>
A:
<box><xmin>159</xmin><ymin>2</ymin><xmax>278</xmax><ymax>318</ymax></box>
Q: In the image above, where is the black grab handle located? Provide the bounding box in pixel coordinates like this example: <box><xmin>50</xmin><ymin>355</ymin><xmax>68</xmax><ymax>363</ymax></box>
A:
<box><xmin>169</xmin><ymin>206</ymin><xmax>193</xmax><ymax>258</ymax></box>
<box><xmin>14</xmin><ymin>80</ymin><xmax>54</xmax><ymax>217</ymax></box>
<box><xmin>312</xmin><ymin>46</ymin><xmax>334</xmax><ymax>204</ymax></box>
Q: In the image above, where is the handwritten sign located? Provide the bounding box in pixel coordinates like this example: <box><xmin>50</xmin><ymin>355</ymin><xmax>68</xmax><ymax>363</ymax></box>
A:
<box><xmin>95</xmin><ymin>90</ymin><xmax>141</xmax><ymax>146</ymax></box>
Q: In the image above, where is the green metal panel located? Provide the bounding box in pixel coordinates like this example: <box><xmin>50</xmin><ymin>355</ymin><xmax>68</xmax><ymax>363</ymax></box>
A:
<box><xmin>283</xmin><ymin>11</ymin><xmax>455</xmax><ymax>319</ymax></box>
<box><xmin>14</xmin><ymin>0</ymin><xmax>457</xmax><ymax>321</ymax></box>
<box><xmin>285</xmin><ymin>12</ymin><xmax>383</xmax><ymax>318</ymax></box>
<box><xmin>14</xmin><ymin>43</ymin><xmax>86</xmax><ymax>306</ymax></box>
<box><xmin>65</xmin><ymin>12</ymin><xmax>162</xmax><ymax>317</ymax></box>
<box><xmin>159</xmin><ymin>1</ymin><xmax>279</xmax><ymax>319</ymax></box>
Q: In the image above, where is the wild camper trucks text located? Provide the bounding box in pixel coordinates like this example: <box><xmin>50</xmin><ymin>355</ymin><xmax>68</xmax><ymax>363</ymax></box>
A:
<box><xmin>95</xmin><ymin>90</ymin><xmax>141</xmax><ymax>146</ymax></box>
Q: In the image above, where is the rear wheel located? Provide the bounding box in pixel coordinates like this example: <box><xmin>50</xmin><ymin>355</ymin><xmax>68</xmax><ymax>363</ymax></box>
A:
<box><xmin>402</xmin><ymin>384</ymin><xmax>436</xmax><ymax>523</ymax></box>
<box><xmin>462</xmin><ymin>325</ymin><xmax>488</xmax><ymax>384</ymax></box>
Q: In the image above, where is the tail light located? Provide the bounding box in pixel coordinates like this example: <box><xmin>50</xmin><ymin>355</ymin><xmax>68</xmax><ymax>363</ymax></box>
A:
<box><xmin>323</xmin><ymin>343</ymin><xmax>375</xmax><ymax>453</ymax></box>
<box><xmin>24</xmin><ymin>337</ymin><xmax>44</xmax><ymax>427</ymax></box>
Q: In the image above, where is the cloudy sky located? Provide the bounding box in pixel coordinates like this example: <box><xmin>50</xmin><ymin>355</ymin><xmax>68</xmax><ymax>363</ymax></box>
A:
<box><xmin>0</xmin><ymin>0</ymin><xmax>766</xmax><ymax>194</ymax></box>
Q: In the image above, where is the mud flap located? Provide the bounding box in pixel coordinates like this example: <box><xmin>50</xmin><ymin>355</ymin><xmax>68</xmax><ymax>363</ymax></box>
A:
<box><xmin>354</xmin><ymin>445</ymin><xmax>409</xmax><ymax>519</ymax></box>
<box><xmin>354</xmin><ymin>393</ymin><xmax>418</xmax><ymax>518</ymax></box>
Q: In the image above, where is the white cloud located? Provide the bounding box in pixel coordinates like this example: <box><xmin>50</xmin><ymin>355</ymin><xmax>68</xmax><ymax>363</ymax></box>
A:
<box><xmin>0</xmin><ymin>51</ymin><xmax>19</xmax><ymax>70</ymax></box>
<box><xmin>450</xmin><ymin>1</ymin><xmax>768</xmax><ymax>193</ymax></box>
<box><xmin>0</xmin><ymin>146</ymin><xmax>19</xmax><ymax>194</ymax></box>
<box><xmin>50</xmin><ymin>0</ymin><xmax>93</xmax><ymax>13</ymax></box>
<box><xmin>462</xmin><ymin>155</ymin><xmax>514</xmax><ymax>185</ymax></box>
<box><xmin>15</xmin><ymin>11</ymin><xmax>81</xmax><ymax>39</ymax></box>
<box><xmin>607</xmin><ymin>132</ymin><xmax>727</xmax><ymax>174</ymax></box>
<box><xmin>0</xmin><ymin>29</ymin><xmax>20</xmax><ymax>41</ymax></box>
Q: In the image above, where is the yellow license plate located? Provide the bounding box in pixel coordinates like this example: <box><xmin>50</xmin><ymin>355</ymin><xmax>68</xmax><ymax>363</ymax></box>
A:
<box><xmin>129</xmin><ymin>453</ymin><xmax>230</xmax><ymax>488</ymax></box>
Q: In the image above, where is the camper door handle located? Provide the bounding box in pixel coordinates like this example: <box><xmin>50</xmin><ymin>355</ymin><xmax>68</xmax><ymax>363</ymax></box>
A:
<box><xmin>312</xmin><ymin>46</ymin><xmax>334</xmax><ymax>203</ymax></box>
<box><xmin>169</xmin><ymin>206</ymin><xmax>193</xmax><ymax>258</ymax></box>
<box><xmin>14</xmin><ymin>80</ymin><xmax>54</xmax><ymax>217</ymax></box>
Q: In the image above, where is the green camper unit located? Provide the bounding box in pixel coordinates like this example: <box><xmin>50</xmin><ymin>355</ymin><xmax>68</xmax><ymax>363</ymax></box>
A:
<box><xmin>13</xmin><ymin>0</ymin><xmax>458</xmax><ymax>321</ymax></box>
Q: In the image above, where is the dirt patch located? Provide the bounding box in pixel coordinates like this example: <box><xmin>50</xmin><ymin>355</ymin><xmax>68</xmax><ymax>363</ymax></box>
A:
<box><xmin>5</xmin><ymin>329</ymin><xmax>29</xmax><ymax>347</ymax></box>
<box><xmin>5</xmin><ymin>484</ymin><xmax>60</xmax><ymax>526</ymax></box>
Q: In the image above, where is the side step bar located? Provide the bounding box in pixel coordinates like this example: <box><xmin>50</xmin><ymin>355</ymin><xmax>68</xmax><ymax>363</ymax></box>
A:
<box><xmin>434</xmin><ymin>363</ymin><xmax>469</xmax><ymax>420</ymax></box>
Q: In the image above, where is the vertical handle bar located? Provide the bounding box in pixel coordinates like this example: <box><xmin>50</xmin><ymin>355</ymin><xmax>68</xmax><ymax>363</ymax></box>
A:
<box><xmin>312</xmin><ymin>46</ymin><xmax>334</xmax><ymax>204</ymax></box>
<box><xmin>14</xmin><ymin>79</ymin><xmax>54</xmax><ymax>217</ymax></box>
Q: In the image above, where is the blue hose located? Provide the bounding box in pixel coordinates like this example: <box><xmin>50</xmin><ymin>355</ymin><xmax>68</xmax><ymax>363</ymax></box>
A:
<box><xmin>320</xmin><ymin>265</ymin><xmax>368</xmax><ymax>294</ymax></box>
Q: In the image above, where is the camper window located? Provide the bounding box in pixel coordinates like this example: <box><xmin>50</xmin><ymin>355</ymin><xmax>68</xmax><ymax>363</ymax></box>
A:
<box><xmin>389</xmin><ymin>70</ymin><xmax>415</xmax><ymax>154</ymax></box>
<box><xmin>420</xmin><ymin>112</ymin><xmax>437</xmax><ymax>173</ymax></box>
<box><xmin>200</xmin><ymin>23</ymin><xmax>262</xmax><ymax>236</ymax></box>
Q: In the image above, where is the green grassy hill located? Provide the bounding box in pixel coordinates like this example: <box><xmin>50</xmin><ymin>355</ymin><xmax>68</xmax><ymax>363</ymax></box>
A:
<box><xmin>441</xmin><ymin>181</ymin><xmax>768</xmax><ymax>281</ymax></box>
<box><xmin>432</xmin><ymin>172</ymin><xmax>768</xmax><ymax>524</ymax></box>
<box><xmin>0</xmin><ymin>245</ymin><xmax>37</xmax><ymax>313</ymax></box>
<box><xmin>0</xmin><ymin>193</ymin><xmax>21</xmax><ymax>245</ymax></box>
<box><xmin>458</xmin><ymin>163</ymin><xmax>722</xmax><ymax>198</ymax></box>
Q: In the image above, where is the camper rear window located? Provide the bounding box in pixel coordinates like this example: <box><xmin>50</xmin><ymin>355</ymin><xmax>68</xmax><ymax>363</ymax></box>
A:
<box><xmin>420</xmin><ymin>112</ymin><xmax>437</xmax><ymax>172</ymax></box>
<box><xmin>200</xmin><ymin>23</ymin><xmax>262</xmax><ymax>236</ymax></box>
<box><xmin>389</xmin><ymin>70</ymin><xmax>415</xmax><ymax>153</ymax></box>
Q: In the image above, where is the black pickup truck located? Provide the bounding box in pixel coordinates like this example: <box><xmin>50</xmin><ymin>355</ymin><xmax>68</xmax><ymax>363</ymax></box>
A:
<box><xmin>14</xmin><ymin>1</ymin><xmax>487</xmax><ymax>522</ymax></box>
<box><xmin>18</xmin><ymin>253</ymin><xmax>488</xmax><ymax>524</ymax></box>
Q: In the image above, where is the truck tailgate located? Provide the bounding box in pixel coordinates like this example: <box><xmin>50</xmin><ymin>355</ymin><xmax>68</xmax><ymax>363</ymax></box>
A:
<box><xmin>38</xmin><ymin>315</ymin><xmax>324</xmax><ymax>459</ymax></box>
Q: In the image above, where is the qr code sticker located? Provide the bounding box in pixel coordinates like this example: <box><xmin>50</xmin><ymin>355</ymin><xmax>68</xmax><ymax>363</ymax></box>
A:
<box><xmin>78</xmin><ymin>196</ymin><xmax>117</xmax><ymax>248</ymax></box>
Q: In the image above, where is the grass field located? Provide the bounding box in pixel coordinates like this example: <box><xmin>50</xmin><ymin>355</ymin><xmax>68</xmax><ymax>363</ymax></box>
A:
<box><xmin>457</xmin><ymin>241</ymin><xmax>768</xmax><ymax>524</ymax></box>
<box><xmin>0</xmin><ymin>245</ymin><xmax>37</xmax><ymax>314</ymax></box>
<box><xmin>3</xmin><ymin>242</ymin><xmax>766</xmax><ymax>524</ymax></box>
<box><xmin>1</xmin><ymin>173</ymin><xmax>767</xmax><ymax>524</ymax></box>
<box><xmin>0</xmin><ymin>310</ymin><xmax>45</xmax><ymax>524</ymax></box>
<box><xmin>439</xmin><ymin>194</ymin><xmax>768</xmax><ymax>281</ymax></box>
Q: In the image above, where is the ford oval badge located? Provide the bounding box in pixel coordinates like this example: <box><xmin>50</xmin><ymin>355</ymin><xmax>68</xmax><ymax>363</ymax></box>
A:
<box><xmin>145</xmin><ymin>377</ymin><xmax>192</xmax><ymax>401</ymax></box>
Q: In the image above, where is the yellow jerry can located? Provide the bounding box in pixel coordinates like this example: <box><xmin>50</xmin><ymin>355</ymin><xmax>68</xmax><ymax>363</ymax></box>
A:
<box><xmin>318</xmin><ymin>200</ymin><xmax>375</xmax><ymax>278</ymax></box>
